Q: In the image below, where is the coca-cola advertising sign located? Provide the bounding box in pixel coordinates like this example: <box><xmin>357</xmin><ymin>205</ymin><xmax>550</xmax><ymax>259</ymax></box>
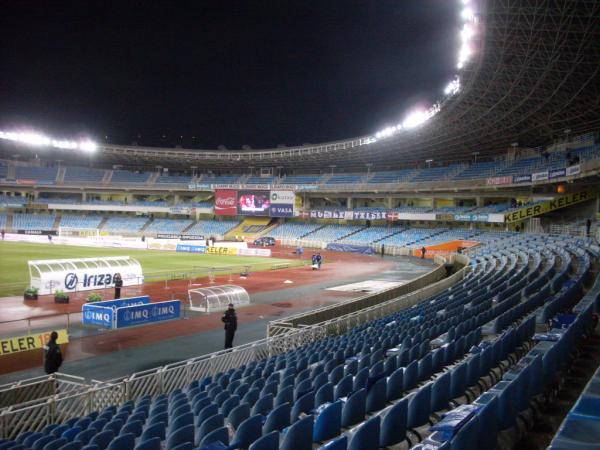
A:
<box><xmin>214</xmin><ymin>190</ymin><xmax>238</xmax><ymax>216</ymax></box>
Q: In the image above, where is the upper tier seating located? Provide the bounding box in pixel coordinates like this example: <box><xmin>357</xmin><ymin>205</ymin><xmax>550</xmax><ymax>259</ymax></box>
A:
<box><xmin>368</xmin><ymin>169</ymin><xmax>417</xmax><ymax>184</ymax></box>
<box><xmin>325</xmin><ymin>174</ymin><xmax>368</xmax><ymax>184</ymax></box>
<box><xmin>15</xmin><ymin>166</ymin><xmax>58</xmax><ymax>184</ymax></box>
<box><xmin>203</xmin><ymin>175</ymin><xmax>242</xmax><ymax>185</ymax></box>
<box><xmin>111</xmin><ymin>170</ymin><xmax>151</xmax><ymax>183</ymax></box>
<box><xmin>12</xmin><ymin>213</ymin><xmax>55</xmax><ymax>230</ymax></box>
<box><xmin>155</xmin><ymin>175</ymin><xmax>193</xmax><ymax>185</ymax></box>
<box><xmin>246</xmin><ymin>176</ymin><xmax>276</xmax><ymax>185</ymax></box>
<box><xmin>454</xmin><ymin>161</ymin><xmax>503</xmax><ymax>180</ymax></box>
<box><xmin>4</xmin><ymin>234</ymin><xmax>596</xmax><ymax>450</ymax></box>
<box><xmin>280</xmin><ymin>175</ymin><xmax>323</xmax><ymax>185</ymax></box>
<box><xmin>63</xmin><ymin>167</ymin><xmax>105</xmax><ymax>184</ymax></box>
<box><xmin>412</xmin><ymin>164</ymin><xmax>463</xmax><ymax>182</ymax></box>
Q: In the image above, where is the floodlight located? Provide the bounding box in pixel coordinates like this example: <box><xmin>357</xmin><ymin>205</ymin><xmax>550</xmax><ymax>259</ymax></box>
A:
<box><xmin>461</xmin><ymin>7</ymin><xmax>474</xmax><ymax>21</ymax></box>
<box><xmin>79</xmin><ymin>140</ymin><xmax>97</xmax><ymax>152</ymax></box>
<box><xmin>461</xmin><ymin>24</ymin><xmax>475</xmax><ymax>42</ymax></box>
<box><xmin>402</xmin><ymin>110</ymin><xmax>429</xmax><ymax>129</ymax></box>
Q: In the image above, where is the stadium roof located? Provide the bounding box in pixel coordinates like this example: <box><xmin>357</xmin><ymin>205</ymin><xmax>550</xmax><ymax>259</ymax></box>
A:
<box><xmin>3</xmin><ymin>0</ymin><xmax>600</xmax><ymax>172</ymax></box>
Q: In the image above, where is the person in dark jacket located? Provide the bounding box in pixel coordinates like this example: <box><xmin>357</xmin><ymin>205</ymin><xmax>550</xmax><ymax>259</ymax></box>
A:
<box><xmin>222</xmin><ymin>303</ymin><xmax>238</xmax><ymax>349</ymax></box>
<box><xmin>44</xmin><ymin>331</ymin><xmax>63</xmax><ymax>374</ymax></box>
<box><xmin>114</xmin><ymin>273</ymin><xmax>123</xmax><ymax>299</ymax></box>
<box><xmin>421</xmin><ymin>247</ymin><xmax>427</xmax><ymax>259</ymax></box>
<box><xmin>586</xmin><ymin>219</ymin><xmax>592</xmax><ymax>237</ymax></box>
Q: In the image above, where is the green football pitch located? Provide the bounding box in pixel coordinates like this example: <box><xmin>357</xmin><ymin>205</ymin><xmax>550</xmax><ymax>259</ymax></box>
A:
<box><xmin>0</xmin><ymin>241</ymin><xmax>302</xmax><ymax>296</ymax></box>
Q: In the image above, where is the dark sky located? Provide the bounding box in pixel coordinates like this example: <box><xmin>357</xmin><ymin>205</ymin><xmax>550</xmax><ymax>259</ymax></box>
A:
<box><xmin>0</xmin><ymin>0</ymin><xmax>461</xmax><ymax>149</ymax></box>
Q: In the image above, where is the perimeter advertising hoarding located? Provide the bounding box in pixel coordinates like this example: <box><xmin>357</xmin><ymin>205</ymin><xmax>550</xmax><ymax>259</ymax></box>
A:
<box><xmin>237</xmin><ymin>190</ymin><xmax>271</xmax><ymax>216</ymax></box>
<box><xmin>215</xmin><ymin>189</ymin><xmax>238</xmax><ymax>216</ymax></box>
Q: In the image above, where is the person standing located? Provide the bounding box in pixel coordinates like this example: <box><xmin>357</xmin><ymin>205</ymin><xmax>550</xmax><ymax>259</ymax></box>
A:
<box><xmin>381</xmin><ymin>244</ymin><xmax>385</xmax><ymax>258</ymax></box>
<box><xmin>586</xmin><ymin>218</ymin><xmax>592</xmax><ymax>237</ymax></box>
<box><xmin>222</xmin><ymin>303</ymin><xmax>238</xmax><ymax>349</ymax></box>
<box><xmin>316</xmin><ymin>253</ymin><xmax>323</xmax><ymax>269</ymax></box>
<box><xmin>421</xmin><ymin>247</ymin><xmax>427</xmax><ymax>259</ymax></box>
<box><xmin>43</xmin><ymin>331</ymin><xmax>63</xmax><ymax>375</ymax></box>
<box><xmin>114</xmin><ymin>273</ymin><xmax>123</xmax><ymax>299</ymax></box>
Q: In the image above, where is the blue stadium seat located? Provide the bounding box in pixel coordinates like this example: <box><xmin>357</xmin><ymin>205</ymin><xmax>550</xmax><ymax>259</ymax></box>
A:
<box><xmin>120</xmin><ymin>421</ymin><xmax>142</xmax><ymax>438</ymax></box>
<box><xmin>379</xmin><ymin>397</ymin><xmax>409</xmax><ymax>447</ymax></box>
<box><xmin>313</xmin><ymin>400</ymin><xmax>342</xmax><ymax>442</ymax></box>
<box><xmin>348</xmin><ymin>416</ymin><xmax>380</xmax><ymax>450</ymax></box>
<box><xmin>291</xmin><ymin>392</ymin><xmax>315</xmax><ymax>423</ymax></box>
<box><xmin>197</xmin><ymin>426</ymin><xmax>229</xmax><ymax>448</ymax></box>
<box><xmin>133</xmin><ymin>437</ymin><xmax>160</xmax><ymax>450</ymax></box>
<box><xmin>89</xmin><ymin>430</ymin><xmax>114</xmax><ymax>450</ymax></box>
<box><xmin>280</xmin><ymin>415</ymin><xmax>313</xmax><ymax>450</ymax></box>
<box><xmin>248</xmin><ymin>431</ymin><xmax>279</xmax><ymax>450</ymax></box>
<box><xmin>107</xmin><ymin>433</ymin><xmax>135</xmax><ymax>450</ymax></box>
<box><xmin>227</xmin><ymin>403</ymin><xmax>250</xmax><ymax>430</ymax></box>
<box><xmin>140</xmin><ymin>422</ymin><xmax>165</xmax><ymax>442</ymax></box>
<box><xmin>165</xmin><ymin>424</ymin><xmax>194</xmax><ymax>450</ymax></box>
<box><xmin>263</xmin><ymin>402</ymin><xmax>291</xmax><ymax>434</ymax></box>
<box><xmin>229</xmin><ymin>415</ymin><xmax>262</xmax><ymax>449</ymax></box>
<box><xmin>431</xmin><ymin>371</ymin><xmax>452</xmax><ymax>412</ymax></box>
<box><xmin>407</xmin><ymin>384</ymin><xmax>432</xmax><ymax>429</ymax></box>
<box><xmin>366</xmin><ymin>378</ymin><xmax>387</xmax><ymax>413</ymax></box>
<box><xmin>57</xmin><ymin>442</ymin><xmax>82</xmax><ymax>450</ymax></box>
<box><xmin>43</xmin><ymin>438</ymin><xmax>68</xmax><ymax>450</ymax></box>
<box><xmin>195</xmin><ymin>415</ymin><xmax>224</xmax><ymax>445</ymax></box>
<box><xmin>341</xmin><ymin>389</ymin><xmax>366</xmax><ymax>428</ymax></box>
<box><xmin>315</xmin><ymin>382</ymin><xmax>334</xmax><ymax>407</ymax></box>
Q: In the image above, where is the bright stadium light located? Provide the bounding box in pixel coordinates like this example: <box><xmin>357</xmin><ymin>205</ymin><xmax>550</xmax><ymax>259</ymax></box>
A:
<box><xmin>79</xmin><ymin>140</ymin><xmax>97</xmax><ymax>152</ymax></box>
<box><xmin>371</xmin><ymin>1</ymin><xmax>478</xmax><ymax>142</ymax></box>
<box><xmin>461</xmin><ymin>7</ymin><xmax>474</xmax><ymax>21</ymax></box>
<box><xmin>0</xmin><ymin>129</ymin><xmax>97</xmax><ymax>153</ymax></box>
<box><xmin>444</xmin><ymin>78</ymin><xmax>461</xmax><ymax>95</ymax></box>
<box><xmin>402</xmin><ymin>110</ymin><xmax>429</xmax><ymax>129</ymax></box>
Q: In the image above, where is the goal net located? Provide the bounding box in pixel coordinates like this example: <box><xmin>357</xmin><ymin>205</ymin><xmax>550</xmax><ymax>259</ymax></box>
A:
<box><xmin>188</xmin><ymin>285</ymin><xmax>250</xmax><ymax>313</ymax></box>
<box><xmin>58</xmin><ymin>227</ymin><xmax>100</xmax><ymax>238</ymax></box>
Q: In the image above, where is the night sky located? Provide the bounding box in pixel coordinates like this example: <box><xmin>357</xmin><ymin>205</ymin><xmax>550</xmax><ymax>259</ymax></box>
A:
<box><xmin>0</xmin><ymin>0</ymin><xmax>461</xmax><ymax>149</ymax></box>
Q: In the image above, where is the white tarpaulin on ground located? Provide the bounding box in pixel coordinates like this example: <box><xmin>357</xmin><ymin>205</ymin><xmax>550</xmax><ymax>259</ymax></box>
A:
<box><xmin>326</xmin><ymin>280</ymin><xmax>407</xmax><ymax>294</ymax></box>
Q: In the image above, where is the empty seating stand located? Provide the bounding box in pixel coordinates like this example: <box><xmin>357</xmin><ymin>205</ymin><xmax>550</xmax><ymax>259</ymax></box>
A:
<box><xmin>2</xmin><ymin>234</ymin><xmax>598</xmax><ymax>450</ymax></box>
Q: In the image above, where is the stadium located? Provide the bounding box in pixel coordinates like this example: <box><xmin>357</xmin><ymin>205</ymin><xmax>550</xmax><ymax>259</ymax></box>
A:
<box><xmin>0</xmin><ymin>1</ymin><xmax>600</xmax><ymax>450</ymax></box>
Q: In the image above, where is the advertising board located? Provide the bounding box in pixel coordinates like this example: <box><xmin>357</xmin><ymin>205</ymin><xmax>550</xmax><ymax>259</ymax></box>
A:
<box><xmin>115</xmin><ymin>300</ymin><xmax>181</xmax><ymax>328</ymax></box>
<box><xmin>0</xmin><ymin>329</ymin><xmax>69</xmax><ymax>356</ymax></box>
<box><xmin>215</xmin><ymin>189</ymin><xmax>238</xmax><ymax>216</ymax></box>
<box><xmin>237</xmin><ymin>190</ymin><xmax>271</xmax><ymax>216</ymax></box>
<box><xmin>176</xmin><ymin>244</ymin><xmax>207</xmax><ymax>253</ymax></box>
